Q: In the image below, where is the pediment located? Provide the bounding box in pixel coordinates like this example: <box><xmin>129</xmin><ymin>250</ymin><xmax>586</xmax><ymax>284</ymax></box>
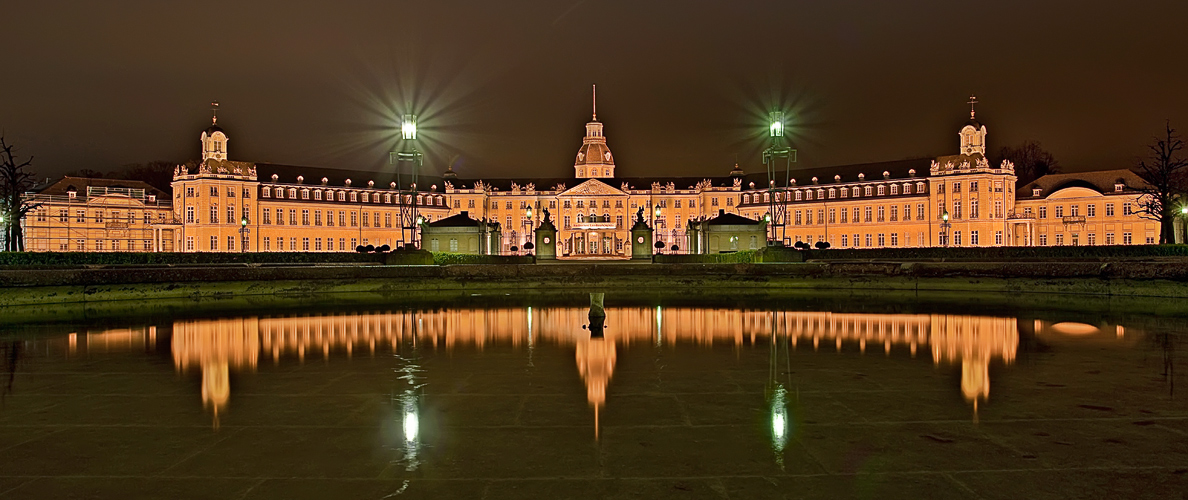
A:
<box><xmin>558</xmin><ymin>178</ymin><xmax>626</xmax><ymax>197</ymax></box>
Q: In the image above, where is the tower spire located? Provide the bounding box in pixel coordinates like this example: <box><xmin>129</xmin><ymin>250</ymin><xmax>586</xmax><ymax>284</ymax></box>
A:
<box><xmin>592</xmin><ymin>84</ymin><xmax>597</xmax><ymax>121</ymax></box>
<box><xmin>967</xmin><ymin>95</ymin><xmax>978</xmax><ymax>120</ymax></box>
<box><xmin>211</xmin><ymin>100</ymin><xmax>220</xmax><ymax>125</ymax></box>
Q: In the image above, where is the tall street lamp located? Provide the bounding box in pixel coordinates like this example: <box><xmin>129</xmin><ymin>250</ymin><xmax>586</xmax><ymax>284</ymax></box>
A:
<box><xmin>239</xmin><ymin>216</ymin><xmax>250</xmax><ymax>253</ymax></box>
<box><xmin>763</xmin><ymin>110</ymin><xmax>797</xmax><ymax>246</ymax></box>
<box><xmin>391</xmin><ymin>113</ymin><xmax>423</xmax><ymax>249</ymax></box>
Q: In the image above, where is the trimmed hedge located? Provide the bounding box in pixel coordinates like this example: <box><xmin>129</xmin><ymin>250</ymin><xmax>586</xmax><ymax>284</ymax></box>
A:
<box><xmin>804</xmin><ymin>244</ymin><xmax>1188</xmax><ymax>261</ymax></box>
<box><xmin>384</xmin><ymin>249</ymin><xmax>435</xmax><ymax>266</ymax></box>
<box><xmin>431</xmin><ymin>253</ymin><xmax>535</xmax><ymax>265</ymax></box>
<box><xmin>0</xmin><ymin>251</ymin><xmax>383</xmax><ymax>267</ymax></box>
<box><xmin>653</xmin><ymin>247</ymin><xmax>808</xmax><ymax>264</ymax></box>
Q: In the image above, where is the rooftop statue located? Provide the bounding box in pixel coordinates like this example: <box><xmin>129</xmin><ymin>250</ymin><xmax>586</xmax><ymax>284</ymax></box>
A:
<box><xmin>542</xmin><ymin>208</ymin><xmax>552</xmax><ymax>223</ymax></box>
<box><xmin>635</xmin><ymin>205</ymin><xmax>645</xmax><ymax>223</ymax></box>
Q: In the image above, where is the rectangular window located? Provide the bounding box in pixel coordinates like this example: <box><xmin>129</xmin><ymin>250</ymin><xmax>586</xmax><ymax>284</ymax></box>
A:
<box><xmin>890</xmin><ymin>233</ymin><xmax>899</xmax><ymax>246</ymax></box>
<box><xmin>315</xmin><ymin>238</ymin><xmax>322</xmax><ymax>251</ymax></box>
<box><xmin>995</xmin><ymin>231</ymin><xmax>1003</xmax><ymax>245</ymax></box>
<box><xmin>841</xmin><ymin>234</ymin><xmax>849</xmax><ymax>247</ymax></box>
<box><xmin>712</xmin><ymin>198</ymin><xmax>719</xmax><ymax>206</ymax></box>
<box><xmin>877</xmin><ymin>233</ymin><xmax>885</xmax><ymax>246</ymax></box>
<box><xmin>1106</xmin><ymin>233</ymin><xmax>1115</xmax><ymax>245</ymax></box>
<box><xmin>1070</xmin><ymin>205</ymin><xmax>1079</xmax><ymax>217</ymax></box>
<box><xmin>829</xmin><ymin>208</ymin><xmax>836</xmax><ymax>224</ymax></box>
<box><xmin>889</xmin><ymin>206</ymin><xmax>897</xmax><ymax>222</ymax></box>
<box><xmin>954</xmin><ymin>230</ymin><xmax>962</xmax><ymax>246</ymax></box>
<box><xmin>227</xmin><ymin>205</ymin><xmax>235</xmax><ymax>224</ymax></box>
<box><xmin>339</xmin><ymin>238</ymin><xmax>346</xmax><ymax>251</ymax></box>
<box><xmin>210</xmin><ymin>186</ymin><xmax>218</xmax><ymax>197</ymax></box>
<box><xmin>970</xmin><ymin>181</ymin><xmax>978</xmax><ymax>192</ymax></box>
<box><xmin>864</xmin><ymin>206</ymin><xmax>872</xmax><ymax>223</ymax></box>
<box><xmin>290</xmin><ymin>238</ymin><xmax>297</xmax><ymax>251</ymax></box>
<box><xmin>1106</xmin><ymin>204</ymin><xmax>1115</xmax><ymax>217</ymax></box>
<box><xmin>1123</xmin><ymin>203</ymin><xmax>1133</xmax><ymax>216</ymax></box>
<box><xmin>1087</xmin><ymin>204</ymin><xmax>1096</xmax><ymax>217</ymax></box>
<box><xmin>840</xmin><ymin>209</ymin><xmax>848</xmax><ymax>224</ymax></box>
<box><xmin>877</xmin><ymin>206</ymin><xmax>885</xmax><ymax>222</ymax></box>
<box><xmin>228</xmin><ymin>235</ymin><xmax>235</xmax><ymax>251</ymax></box>
<box><xmin>1055</xmin><ymin>234</ymin><xmax>1064</xmax><ymax>246</ymax></box>
<box><xmin>185</xmin><ymin>237</ymin><xmax>194</xmax><ymax>251</ymax></box>
<box><xmin>351</xmin><ymin>212</ymin><xmax>358</xmax><ymax>226</ymax></box>
<box><xmin>186</xmin><ymin>207</ymin><xmax>195</xmax><ymax>223</ymax></box>
<box><xmin>264</xmin><ymin>237</ymin><xmax>271</xmax><ymax>251</ymax></box>
<box><xmin>302</xmin><ymin>238</ymin><xmax>310</xmax><ymax>251</ymax></box>
<box><xmin>210</xmin><ymin>236</ymin><xmax>218</xmax><ymax>251</ymax></box>
<box><xmin>864</xmin><ymin>234</ymin><xmax>872</xmax><ymax>247</ymax></box>
<box><xmin>289</xmin><ymin>210</ymin><xmax>297</xmax><ymax>225</ymax></box>
<box><xmin>970</xmin><ymin>199</ymin><xmax>979</xmax><ymax>219</ymax></box>
<box><xmin>350</xmin><ymin>238</ymin><xmax>357</xmax><ymax>250</ymax></box>
<box><xmin>1039</xmin><ymin>233</ymin><xmax>1048</xmax><ymax>246</ymax></box>
<box><xmin>1088</xmin><ymin>233</ymin><xmax>1096</xmax><ymax>245</ymax></box>
<box><xmin>1055</xmin><ymin>206</ymin><xmax>1064</xmax><ymax>218</ymax></box>
<box><xmin>971</xmin><ymin>230</ymin><xmax>979</xmax><ymax>246</ymax></box>
<box><xmin>362</xmin><ymin>212</ymin><xmax>369</xmax><ymax>227</ymax></box>
<box><xmin>916</xmin><ymin>204</ymin><xmax>925</xmax><ymax>221</ymax></box>
<box><xmin>263</xmin><ymin>210</ymin><xmax>272</xmax><ymax>225</ymax></box>
<box><xmin>852</xmin><ymin>207</ymin><xmax>860</xmax><ymax>223</ymax></box>
<box><xmin>339</xmin><ymin>212</ymin><xmax>346</xmax><ymax>227</ymax></box>
<box><xmin>1038</xmin><ymin>206</ymin><xmax>1047</xmax><ymax>219</ymax></box>
<box><xmin>1123</xmin><ymin>232</ymin><xmax>1132</xmax><ymax>245</ymax></box>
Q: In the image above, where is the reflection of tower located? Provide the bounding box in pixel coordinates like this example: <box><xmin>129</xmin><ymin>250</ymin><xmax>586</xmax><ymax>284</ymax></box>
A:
<box><xmin>575</xmin><ymin>336</ymin><xmax>616</xmax><ymax>439</ymax></box>
<box><xmin>171</xmin><ymin>317</ymin><xmax>260</xmax><ymax>427</ymax></box>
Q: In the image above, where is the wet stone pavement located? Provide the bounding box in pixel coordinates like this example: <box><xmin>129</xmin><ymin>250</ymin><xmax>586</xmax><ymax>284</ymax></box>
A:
<box><xmin>0</xmin><ymin>303</ymin><xmax>1186</xmax><ymax>499</ymax></box>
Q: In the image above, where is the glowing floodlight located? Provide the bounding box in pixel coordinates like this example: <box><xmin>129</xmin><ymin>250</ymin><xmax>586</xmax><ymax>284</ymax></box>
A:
<box><xmin>769</xmin><ymin>111</ymin><xmax>785</xmax><ymax>138</ymax></box>
<box><xmin>401</xmin><ymin>114</ymin><xmax>417</xmax><ymax>140</ymax></box>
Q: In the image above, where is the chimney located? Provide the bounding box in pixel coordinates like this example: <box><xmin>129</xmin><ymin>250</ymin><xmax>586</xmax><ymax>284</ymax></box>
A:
<box><xmin>719</xmin><ymin>209</ymin><xmax>725</xmax><ymax>216</ymax></box>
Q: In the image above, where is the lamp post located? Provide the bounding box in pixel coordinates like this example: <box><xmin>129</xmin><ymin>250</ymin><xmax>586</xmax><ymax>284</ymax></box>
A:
<box><xmin>762</xmin><ymin>111</ymin><xmax>797</xmax><ymax>246</ymax></box>
<box><xmin>239</xmin><ymin>217</ymin><xmax>250</xmax><ymax>253</ymax></box>
<box><xmin>940</xmin><ymin>210</ymin><xmax>951</xmax><ymax>247</ymax></box>
<box><xmin>391</xmin><ymin>113</ymin><xmax>423</xmax><ymax>249</ymax></box>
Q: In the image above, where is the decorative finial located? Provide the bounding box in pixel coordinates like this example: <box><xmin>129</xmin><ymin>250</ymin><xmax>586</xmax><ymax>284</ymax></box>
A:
<box><xmin>967</xmin><ymin>95</ymin><xmax>978</xmax><ymax>120</ymax></box>
<box><xmin>592</xmin><ymin>84</ymin><xmax>597</xmax><ymax>121</ymax></box>
<box><xmin>211</xmin><ymin>101</ymin><xmax>219</xmax><ymax>124</ymax></box>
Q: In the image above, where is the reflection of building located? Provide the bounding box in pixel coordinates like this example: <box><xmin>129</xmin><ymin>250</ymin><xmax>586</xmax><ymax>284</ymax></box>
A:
<box><xmin>167</xmin><ymin>308</ymin><xmax>1020</xmax><ymax>420</ymax></box>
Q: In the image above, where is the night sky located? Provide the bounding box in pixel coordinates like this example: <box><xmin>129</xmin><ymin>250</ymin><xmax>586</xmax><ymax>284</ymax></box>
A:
<box><xmin>4</xmin><ymin>1</ymin><xmax>1187</xmax><ymax>181</ymax></box>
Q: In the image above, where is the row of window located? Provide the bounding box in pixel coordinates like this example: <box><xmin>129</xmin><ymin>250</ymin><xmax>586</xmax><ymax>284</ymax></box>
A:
<box><xmin>1035</xmin><ymin>233</ymin><xmax>1148</xmax><ymax>245</ymax></box>
<box><xmin>36</xmin><ymin>210</ymin><xmax>166</xmax><ymax>224</ymax></box>
<box><xmin>936</xmin><ymin>180</ymin><xmax>1007</xmax><ymax>194</ymax></box>
<box><xmin>261</xmin><ymin>186</ymin><xmax>446</xmax><ymax>206</ymax></box>
<box><xmin>55</xmin><ymin>239</ymin><xmax>155</xmax><ymax>251</ymax></box>
<box><xmin>743</xmin><ymin>182</ymin><xmax>929</xmax><ymax>205</ymax></box>
<box><xmin>937</xmin><ymin>199</ymin><xmax>1005</xmax><ymax>219</ymax></box>
<box><xmin>1021</xmin><ymin>202</ymin><xmax>1132</xmax><ymax>219</ymax></box>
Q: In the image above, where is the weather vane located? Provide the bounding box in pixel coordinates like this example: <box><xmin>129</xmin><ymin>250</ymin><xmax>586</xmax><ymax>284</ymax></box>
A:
<box><xmin>211</xmin><ymin>101</ymin><xmax>220</xmax><ymax>124</ymax></box>
<box><xmin>967</xmin><ymin>95</ymin><xmax>978</xmax><ymax>119</ymax></box>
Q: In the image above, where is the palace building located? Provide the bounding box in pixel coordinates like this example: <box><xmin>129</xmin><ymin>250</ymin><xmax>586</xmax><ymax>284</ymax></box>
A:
<box><xmin>20</xmin><ymin>96</ymin><xmax>1160</xmax><ymax>254</ymax></box>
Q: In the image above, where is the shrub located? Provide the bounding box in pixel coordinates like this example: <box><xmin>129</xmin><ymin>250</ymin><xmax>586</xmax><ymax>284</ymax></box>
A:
<box><xmin>0</xmin><ymin>252</ymin><xmax>383</xmax><ymax>267</ymax></box>
<box><xmin>431</xmin><ymin>252</ymin><xmax>534</xmax><ymax>265</ymax></box>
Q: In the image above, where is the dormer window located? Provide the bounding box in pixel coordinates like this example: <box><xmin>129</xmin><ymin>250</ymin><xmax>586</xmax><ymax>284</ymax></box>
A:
<box><xmin>68</xmin><ymin>190</ymin><xmax>77</xmax><ymax>199</ymax></box>
<box><xmin>1114</xmin><ymin>183</ymin><xmax>1124</xmax><ymax>192</ymax></box>
<box><xmin>1033</xmin><ymin>188</ymin><xmax>1042</xmax><ymax>197</ymax></box>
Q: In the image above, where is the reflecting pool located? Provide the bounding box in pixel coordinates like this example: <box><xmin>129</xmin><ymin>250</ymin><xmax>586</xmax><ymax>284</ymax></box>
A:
<box><xmin>0</xmin><ymin>292</ymin><xmax>1186</xmax><ymax>499</ymax></box>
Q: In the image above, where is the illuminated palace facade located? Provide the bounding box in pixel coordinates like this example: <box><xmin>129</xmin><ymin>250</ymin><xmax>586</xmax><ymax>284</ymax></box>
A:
<box><xmin>22</xmin><ymin>101</ymin><xmax>1158</xmax><ymax>253</ymax></box>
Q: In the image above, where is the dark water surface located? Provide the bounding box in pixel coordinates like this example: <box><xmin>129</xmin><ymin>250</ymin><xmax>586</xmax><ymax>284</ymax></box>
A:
<box><xmin>1</xmin><ymin>291</ymin><xmax>1186</xmax><ymax>499</ymax></box>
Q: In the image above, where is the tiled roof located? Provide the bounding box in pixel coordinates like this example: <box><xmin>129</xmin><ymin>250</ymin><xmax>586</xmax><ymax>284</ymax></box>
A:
<box><xmin>705</xmin><ymin>210</ymin><xmax>762</xmax><ymax>226</ymax></box>
<box><xmin>428</xmin><ymin>211</ymin><xmax>481</xmax><ymax>227</ymax></box>
<box><xmin>254</xmin><ymin>163</ymin><xmax>446</xmax><ymax>192</ymax></box>
<box><xmin>1017</xmin><ymin>169</ymin><xmax>1147</xmax><ymax>199</ymax></box>
<box><xmin>32</xmin><ymin>176</ymin><xmax>166</xmax><ymax>198</ymax></box>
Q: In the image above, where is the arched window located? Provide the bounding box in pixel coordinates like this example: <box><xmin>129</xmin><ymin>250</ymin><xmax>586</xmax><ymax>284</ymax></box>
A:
<box><xmin>864</xmin><ymin>186</ymin><xmax>873</xmax><ymax>196</ymax></box>
<box><xmin>795</xmin><ymin>191</ymin><xmax>803</xmax><ymax>201</ymax></box>
<box><xmin>314</xmin><ymin>190</ymin><xmax>322</xmax><ymax>200</ymax></box>
<box><xmin>890</xmin><ymin>185</ymin><xmax>898</xmax><ymax>195</ymax></box>
<box><xmin>877</xmin><ymin>185</ymin><xmax>885</xmax><ymax>196</ymax></box>
<box><xmin>852</xmin><ymin>187</ymin><xmax>860</xmax><ymax>197</ymax></box>
<box><xmin>288</xmin><ymin>188</ymin><xmax>297</xmax><ymax>198</ymax></box>
<box><xmin>817</xmin><ymin>189</ymin><xmax>825</xmax><ymax>199</ymax></box>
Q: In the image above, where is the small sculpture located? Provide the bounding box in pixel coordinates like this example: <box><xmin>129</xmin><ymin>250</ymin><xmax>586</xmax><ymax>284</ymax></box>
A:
<box><xmin>542</xmin><ymin>208</ymin><xmax>552</xmax><ymax>223</ymax></box>
<box><xmin>636</xmin><ymin>205</ymin><xmax>645</xmax><ymax>223</ymax></box>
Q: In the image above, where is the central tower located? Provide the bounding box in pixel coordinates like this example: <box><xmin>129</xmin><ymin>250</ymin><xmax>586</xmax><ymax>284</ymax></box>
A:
<box><xmin>574</xmin><ymin>85</ymin><xmax>615</xmax><ymax>179</ymax></box>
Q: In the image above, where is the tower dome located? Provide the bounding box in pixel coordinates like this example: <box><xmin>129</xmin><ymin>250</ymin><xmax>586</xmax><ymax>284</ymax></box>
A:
<box><xmin>200</xmin><ymin>101</ymin><xmax>229</xmax><ymax>161</ymax></box>
<box><xmin>574</xmin><ymin>85</ymin><xmax>615</xmax><ymax>179</ymax></box>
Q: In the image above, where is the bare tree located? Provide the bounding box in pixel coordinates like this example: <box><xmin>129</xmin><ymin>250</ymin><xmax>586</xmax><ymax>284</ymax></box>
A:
<box><xmin>996</xmin><ymin>140</ymin><xmax>1060</xmax><ymax>187</ymax></box>
<box><xmin>1134</xmin><ymin>121</ymin><xmax>1188</xmax><ymax>244</ymax></box>
<box><xmin>0</xmin><ymin>135</ymin><xmax>39</xmax><ymax>252</ymax></box>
